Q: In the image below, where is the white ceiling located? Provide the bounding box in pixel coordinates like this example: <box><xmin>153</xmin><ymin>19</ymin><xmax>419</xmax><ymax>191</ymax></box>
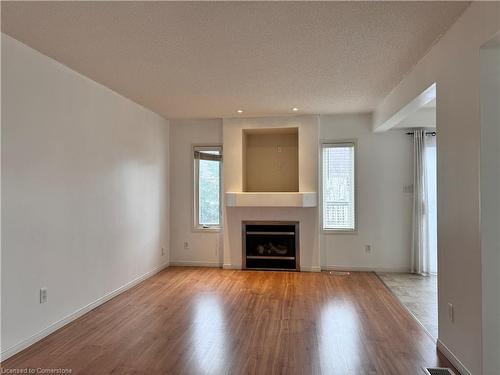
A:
<box><xmin>424</xmin><ymin>98</ymin><xmax>437</xmax><ymax>109</ymax></box>
<box><xmin>394</xmin><ymin>97</ymin><xmax>436</xmax><ymax>129</ymax></box>
<box><xmin>1</xmin><ymin>2</ymin><xmax>469</xmax><ymax>119</ymax></box>
<box><xmin>394</xmin><ymin>107</ymin><xmax>436</xmax><ymax>129</ymax></box>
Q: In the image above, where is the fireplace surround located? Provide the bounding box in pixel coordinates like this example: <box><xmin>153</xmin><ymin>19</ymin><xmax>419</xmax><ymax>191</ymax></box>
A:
<box><xmin>242</xmin><ymin>221</ymin><xmax>300</xmax><ymax>271</ymax></box>
<box><xmin>222</xmin><ymin>116</ymin><xmax>320</xmax><ymax>272</ymax></box>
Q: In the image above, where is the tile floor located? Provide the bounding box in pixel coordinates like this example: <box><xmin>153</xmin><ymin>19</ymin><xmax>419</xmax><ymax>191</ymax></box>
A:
<box><xmin>377</xmin><ymin>272</ymin><xmax>438</xmax><ymax>339</ymax></box>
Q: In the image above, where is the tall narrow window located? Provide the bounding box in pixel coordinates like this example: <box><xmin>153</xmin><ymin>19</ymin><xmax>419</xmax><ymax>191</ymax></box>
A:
<box><xmin>194</xmin><ymin>146</ymin><xmax>222</xmax><ymax>229</ymax></box>
<box><xmin>322</xmin><ymin>142</ymin><xmax>356</xmax><ymax>231</ymax></box>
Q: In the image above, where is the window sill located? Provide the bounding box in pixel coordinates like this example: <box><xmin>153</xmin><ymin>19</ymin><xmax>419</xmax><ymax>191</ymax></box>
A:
<box><xmin>322</xmin><ymin>229</ymin><xmax>358</xmax><ymax>235</ymax></box>
<box><xmin>192</xmin><ymin>227</ymin><xmax>222</xmax><ymax>233</ymax></box>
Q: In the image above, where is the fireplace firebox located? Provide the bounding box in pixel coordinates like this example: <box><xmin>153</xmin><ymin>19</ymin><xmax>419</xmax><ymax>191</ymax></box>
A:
<box><xmin>242</xmin><ymin>221</ymin><xmax>299</xmax><ymax>271</ymax></box>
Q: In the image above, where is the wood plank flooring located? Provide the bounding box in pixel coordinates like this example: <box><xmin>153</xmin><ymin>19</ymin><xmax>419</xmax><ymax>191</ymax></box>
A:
<box><xmin>2</xmin><ymin>267</ymin><xmax>456</xmax><ymax>374</ymax></box>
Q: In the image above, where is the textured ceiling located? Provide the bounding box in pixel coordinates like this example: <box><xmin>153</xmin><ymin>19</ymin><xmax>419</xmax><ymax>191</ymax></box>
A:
<box><xmin>1</xmin><ymin>1</ymin><xmax>469</xmax><ymax>119</ymax></box>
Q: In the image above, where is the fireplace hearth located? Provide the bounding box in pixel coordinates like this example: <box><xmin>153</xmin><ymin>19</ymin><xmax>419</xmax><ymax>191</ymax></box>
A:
<box><xmin>242</xmin><ymin>221</ymin><xmax>299</xmax><ymax>271</ymax></box>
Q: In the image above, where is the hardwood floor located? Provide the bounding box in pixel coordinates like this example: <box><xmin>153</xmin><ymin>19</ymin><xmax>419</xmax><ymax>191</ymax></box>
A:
<box><xmin>2</xmin><ymin>268</ymin><xmax>456</xmax><ymax>374</ymax></box>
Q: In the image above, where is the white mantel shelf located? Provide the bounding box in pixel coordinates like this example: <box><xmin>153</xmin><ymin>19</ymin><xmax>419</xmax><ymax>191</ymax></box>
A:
<box><xmin>225</xmin><ymin>192</ymin><xmax>317</xmax><ymax>208</ymax></box>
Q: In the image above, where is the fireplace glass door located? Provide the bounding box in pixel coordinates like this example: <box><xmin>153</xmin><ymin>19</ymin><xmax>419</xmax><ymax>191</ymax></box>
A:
<box><xmin>243</xmin><ymin>222</ymin><xmax>299</xmax><ymax>270</ymax></box>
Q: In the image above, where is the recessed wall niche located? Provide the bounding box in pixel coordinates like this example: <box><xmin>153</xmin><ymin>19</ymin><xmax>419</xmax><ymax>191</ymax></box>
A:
<box><xmin>243</xmin><ymin>127</ymin><xmax>299</xmax><ymax>192</ymax></box>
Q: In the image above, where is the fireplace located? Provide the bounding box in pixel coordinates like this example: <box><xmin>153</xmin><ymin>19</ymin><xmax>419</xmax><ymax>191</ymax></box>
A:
<box><xmin>242</xmin><ymin>221</ymin><xmax>299</xmax><ymax>271</ymax></box>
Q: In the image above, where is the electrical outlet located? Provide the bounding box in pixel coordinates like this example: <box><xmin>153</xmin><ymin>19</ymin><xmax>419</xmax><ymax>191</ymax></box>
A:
<box><xmin>365</xmin><ymin>245</ymin><xmax>372</xmax><ymax>253</ymax></box>
<box><xmin>183</xmin><ymin>241</ymin><xmax>189</xmax><ymax>250</ymax></box>
<box><xmin>161</xmin><ymin>247</ymin><xmax>165</xmax><ymax>256</ymax></box>
<box><xmin>40</xmin><ymin>288</ymin><xmax>48</xmax><ymax>304</ymax></box>
<box><xmin>448</xmin><ymin>303</ymin><xmax>454</xmax><ymax>322</ymax></box>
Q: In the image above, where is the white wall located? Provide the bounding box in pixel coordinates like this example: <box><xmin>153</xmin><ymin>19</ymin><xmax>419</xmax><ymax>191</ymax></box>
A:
<box><xmin>169</xmin><ymin>119</ymin><xmax>223</xmax><ymax>267</ymax></box>
<box><xmin>1</xmin><ymin>35</ymin><xmax>170</xmax><ymax>359</ymax></box>
<box><xmin>480</xmin><ymin>40</ymin><xmax>500</xmax><ymax>375</ymax></box>
<box><xmin>170</xmin><ymin>114</ymin><xmax>411</xmax><ymax>273</ymax></box>
<box><xmin>373</xmin><ymin>3</ymin><xmax>500</xmax><ymax>374</ymax></box>
<box><xmin>320</xmin><ymin>114</ymin><xmax>413</xmax><ymax>272</ymax></box>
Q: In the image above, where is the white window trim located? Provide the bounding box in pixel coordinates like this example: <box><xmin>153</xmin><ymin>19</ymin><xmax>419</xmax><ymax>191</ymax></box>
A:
<box><xmin>192</xmin><ymin>144</ymin><xmax>222</xmax><ymax>232</ymax></box>
<box><xmin>320</xmin><ymin>140</ymin><xmax>358</xmax><ymax>234</ymax></box>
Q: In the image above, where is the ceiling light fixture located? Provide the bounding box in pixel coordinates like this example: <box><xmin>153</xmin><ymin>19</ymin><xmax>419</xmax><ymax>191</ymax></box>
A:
<box><xmin>237</xmin><ymin>109</ymin><xmax>243</xmax><ymax>114</ymax></box>
<box><xmin>291</xmin><ymin>107</ymin><xmax>299</xmax><ymax>112</ymax></box>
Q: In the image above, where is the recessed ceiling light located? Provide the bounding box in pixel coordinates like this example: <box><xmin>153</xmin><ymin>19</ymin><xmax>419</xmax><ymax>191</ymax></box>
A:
<box><xmin>237</xmin><ymin>109</ymin><xmax>243</xmax><ymax>114</ymax></box>
<box><xmin>291</xmin><ymin>107</ymin><xmax>299</xmax><ymax>112</ymax></box>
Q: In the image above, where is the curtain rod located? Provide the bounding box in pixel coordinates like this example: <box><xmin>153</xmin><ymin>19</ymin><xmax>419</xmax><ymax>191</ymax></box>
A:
<box><xmin>406</xmin><ymin>131</ymin><xmax>436</xmax><ymax>136</ymax></box>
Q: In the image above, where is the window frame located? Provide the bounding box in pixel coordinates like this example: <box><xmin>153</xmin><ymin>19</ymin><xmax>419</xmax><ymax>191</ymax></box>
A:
<box><xmin>192</xmin><ymin>144</ymin><xmax>222</xmax><ymax>232</ymax></box>
<box><xmin>320</xmin><ymin>140</ymin><xmax>358</xmax><ymax>234</ymax></box>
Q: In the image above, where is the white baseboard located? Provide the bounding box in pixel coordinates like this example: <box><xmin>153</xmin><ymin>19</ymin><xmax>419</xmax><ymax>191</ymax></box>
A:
<box><xmin>300</xmin><ymin>266</ymin><xmax>322</xmax><ymax>272</ymax></box>
<box><xmin>436</xmin><ymin>339</ymin><xmax>471</xmax><ymax>375</ymax></box>
<box><xmin>170</xmin><ymin>261</ymin><xmax>222</xmax><ymax>268</ymax></box>
<box><xmin>0</xmin><ymin>261</ymin><xmax>170</xmax><ymax>361</ymax></box>
<box><xmin>322</xmin><ymin>265</ymin><xmax>410</xmax><ymax>273</ymax></box>
<box><xmin>222</xmin><ymin>264</ymin><xmax>242</xmax><ymax>270</ymax></box>
<box><xmin>222</xmin><ymin>264</ymin><xmax>321</xmax><ymax>272</ymax></box>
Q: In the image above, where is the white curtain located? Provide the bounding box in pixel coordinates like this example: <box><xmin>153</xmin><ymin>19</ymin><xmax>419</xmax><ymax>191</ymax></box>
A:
<box><xmin>411</xmin><ymin>130</ymin><xmax>431</xmax><ymax>274</ymax></box>
<box><xmin>424</xmin><ymin>136</ymin><xmax>438</xmax><ymax>274</ymax></box>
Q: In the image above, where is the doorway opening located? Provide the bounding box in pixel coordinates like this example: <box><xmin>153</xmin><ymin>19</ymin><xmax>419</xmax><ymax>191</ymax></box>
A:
<box><xmin>377</xmin><ymin>83</ymin><xmax>438</xmax><ymax>340</ymax></box>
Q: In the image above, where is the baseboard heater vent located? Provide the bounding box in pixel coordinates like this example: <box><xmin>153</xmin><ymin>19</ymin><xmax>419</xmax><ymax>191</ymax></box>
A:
<box><xmin>424</xmin><ymin>368</ymin><xmax>457</xmax><ymax>375</ymax></box>
<box><xmin>329</xmin><ymin>271</ymin><xmax>351</xmax><ymax>276</ymax></box>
